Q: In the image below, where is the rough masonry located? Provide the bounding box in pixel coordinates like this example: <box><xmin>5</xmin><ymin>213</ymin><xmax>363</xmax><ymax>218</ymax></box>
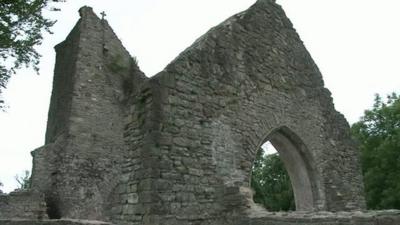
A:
<box><xmin>1</xmin><ymin>0</ymin><xmax>400</xmax><ymax>224</ymax></box>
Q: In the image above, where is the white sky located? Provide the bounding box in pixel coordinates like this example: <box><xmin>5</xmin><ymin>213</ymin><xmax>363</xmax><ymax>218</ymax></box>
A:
<box><xmin>0</xmin><ymin>0</ymin><xmax>399</xmax><ymax>193</ymax></box>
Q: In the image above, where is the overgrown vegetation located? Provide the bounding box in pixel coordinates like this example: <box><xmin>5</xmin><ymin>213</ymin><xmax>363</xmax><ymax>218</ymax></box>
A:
<box><xmin>0</xmin><ymin>180</ymin><xmax>3</xmax><ymax>194</ymax></box>
<box><xmin>15</xmin><ymin>170</ymin><xmax>31</xmax><ymax>190</ymax></box>
<box><xmin>351</xmin><ymin>93</ymin><xmax>400</xmax><ymax>209</ymax></box>
<box><xmin>107</xmin><ymin>54</ymin><xmax>128</xmax><ymax>74</ymax></box>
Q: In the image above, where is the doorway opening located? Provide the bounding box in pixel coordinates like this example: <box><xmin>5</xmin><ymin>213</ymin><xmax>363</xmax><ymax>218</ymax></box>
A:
<box><xmin>250</xmin><ymin>127</ymin><xmax>316</xmax><ymax>211</ymax></box>
<box><xmin>251</xmin><ymin>141</ymin><xmax>295</xmax><ymax>211</ymax></box>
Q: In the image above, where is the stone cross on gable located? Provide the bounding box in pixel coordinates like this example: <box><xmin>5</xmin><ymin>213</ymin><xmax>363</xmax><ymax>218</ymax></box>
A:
<box><xmin>100</xmin><ymin>11</ymin><xmax>106</xmax><ymax>20</ymax></box>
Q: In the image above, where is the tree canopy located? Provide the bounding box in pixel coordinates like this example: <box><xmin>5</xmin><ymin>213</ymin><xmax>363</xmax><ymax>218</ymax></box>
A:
<box><xmin>0</xmin><ymin>0</ymin><xmax>63</xmax><ymax>107</ymax></box>
<box><xmin>351</xmin><ymin>93</ymin><xmax>400</xmax><ymax>209</ymax></box>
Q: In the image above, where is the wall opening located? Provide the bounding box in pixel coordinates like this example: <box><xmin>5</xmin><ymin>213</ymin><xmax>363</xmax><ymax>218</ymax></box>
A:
<box><xmin>250</xmin><ymin>127</ymin><xmax>316</xmax><ymax>211</ymax></box>
<box><xmin>251</xmin><ymin>141</ymin><xmax>295</xmax><ymax>211</ymax></box>
<box><xmin>46</xmin><ymin>196</ymin><xmax>61</xmax><ymax>219</ymax></box>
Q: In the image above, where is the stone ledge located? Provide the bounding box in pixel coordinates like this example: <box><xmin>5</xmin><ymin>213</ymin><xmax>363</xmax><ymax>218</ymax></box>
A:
<box><xmin>229</xmin><ymin>210</ymin><xmax>400</xmax><ymax>225</ymax></box>
<box><xmin>0</xmin><ymin>219</ymin><xmax>112</xmax><ymax>225</ymax></box>
<box><xmin>2</xmin><ymin>211</ymin><xmax>400</xmax><ymax>225</ymax></box>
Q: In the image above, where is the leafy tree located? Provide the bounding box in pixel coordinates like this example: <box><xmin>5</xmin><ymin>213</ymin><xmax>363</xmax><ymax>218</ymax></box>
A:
<box><xmin>0</xmin><ymin>180</ymin><xmax>3</xmax><ymax>194</ymax></box>
<box><xmin>15</xmin><ymin>170</ymin><xmax>31</xmax><ymax>190</ymax></box>
<box><xmin>351</xmin><ymin>93</ymin><xmax>400</xmax><ymax>209</ymax></box>
<box><xmin>251</xmin><ymin>147</ymin><xmax>295</xmax><ymax>211</ymax></box>
<box><xmin>0</xmin><ymin>0</ymin><xmax>64</xmax><ymax>107</ymax></box>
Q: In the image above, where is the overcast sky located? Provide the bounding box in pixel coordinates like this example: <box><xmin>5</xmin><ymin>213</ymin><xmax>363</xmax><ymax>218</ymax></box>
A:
<box><xmin>0</xmin><ymin>0</ymin><xmax>399</xmax><ymax>193</ymax></box>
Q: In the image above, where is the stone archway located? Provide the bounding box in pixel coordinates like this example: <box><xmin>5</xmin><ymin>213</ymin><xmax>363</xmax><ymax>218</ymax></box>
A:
<box><xmin>252</xmin><ymin>126</ymin><xmax>317</xmax><ymax>211</ymax></box>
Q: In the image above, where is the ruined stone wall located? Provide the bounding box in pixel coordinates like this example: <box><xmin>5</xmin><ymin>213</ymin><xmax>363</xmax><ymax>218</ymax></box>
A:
<box><xmin>14</xmin><ymin>0</ymin><xmax>400</xmax><ymax>225</ymax></box>
<box><xmin>109</xmin><ymin>79</ymin><xmax>159</xmax><ymax>224</ymax></box>
<box><xmin>110</xmin><ymin>1</ymin><xmax>366</xmax><ymax>224</ymax></box>
<box><xmin>0</xmin><ymin>191</ymin><xmax>47</xmax><ymax>220</ymax></box>
<box><xmin>30</xmin><ymin>6</ymin><xmax>146</xmax><ymax>221</ymax></box>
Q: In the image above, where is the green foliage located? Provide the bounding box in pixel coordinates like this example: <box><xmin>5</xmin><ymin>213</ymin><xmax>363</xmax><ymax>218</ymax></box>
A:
<box><xmin>15</xmin><ymin>170</ymin><xmax>31</xmax><ymax>190</ymax></box>
<box><xmin>251</xmin><ymin>147</ymin><xmax>295</xmax><ymax>211</ymax></box>
<box><xmin>0</xmin><ymin>180</ymin><xmax>3</xmax><ymax>193</ymax></box>
<box><xmin>107</xmin><ymin>55</ymin><xmax>127</xmax><ymax>73</ymax></box>
<box><xmin>351</xmin><ymin>93</ymin><xmax>400</xmax><ymax>209</ymax></box>
<box><xmin>0</xmin><ymin>0</ymin><xmax>64</xmax><ymax>107</ymax></box>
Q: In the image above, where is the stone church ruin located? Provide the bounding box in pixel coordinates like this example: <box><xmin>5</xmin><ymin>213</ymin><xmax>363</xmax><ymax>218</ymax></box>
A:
<box><xmin>1</xmin><ymin>0</ymin><xmax>400</xmax><ymax>224</ymax></box>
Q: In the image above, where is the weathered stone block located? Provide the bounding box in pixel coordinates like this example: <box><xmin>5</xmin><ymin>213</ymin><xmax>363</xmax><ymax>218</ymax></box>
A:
<box><xmin>0</xmin><ymin>190</ymin><xmax>47</xmax><ymax>220</ymax></box>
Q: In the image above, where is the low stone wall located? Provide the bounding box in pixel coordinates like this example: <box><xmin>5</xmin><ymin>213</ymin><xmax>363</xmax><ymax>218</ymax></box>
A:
<box><xmin>1</xmin><ymin>211</ymin><xmax>400</xmax><ymax>225</ymax></box>
<box><xmin>0</xmin><ymin>219</ymin><xmax>112</xmax><ymax>225</ymax></box>
<box><xmin>0</xmin><ymin>190</ymin><xmax>47</xmax><ymax>220</ymax></box>
<box><xmin>229</xmin><ymin>210</ymin><xmax>400</xmax><ymax>225</ymax></box>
